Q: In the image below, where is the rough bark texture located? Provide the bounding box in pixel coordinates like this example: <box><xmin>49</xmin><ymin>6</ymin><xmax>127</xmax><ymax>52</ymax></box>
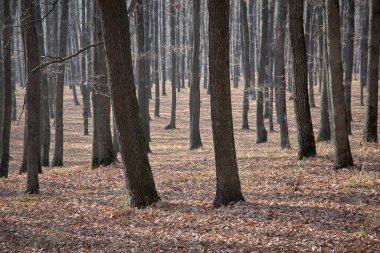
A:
<box><xmin>240</xmin><ymin>0</ymin><xmax>250</xmax><ymax>130</ymax></box>
<box><xmin>91</xmin><ymin>1</ymin><xmax>115</xmax><ymax>169</ymax></box>
<box><xmin>0</xmin><ymin>0</ymin><xmax>12</xmax><ymax>178</ymax></box>
<box><xmin>288</xmin><ymin>0</ymin><xmax>316</xmax><ymax>160</ymax></box>
<box><xmin>52</xmin><ymin>0</ymin><xmax>69</xmax><ymax>167</ymax></box>
<box><xmin>273</xmin><ymin>0</ymin><xmax>290</xmax><ymax>149</ymax></box>
<box><xmin>343</xmin><ymin>0</ymin><xmax>355</xmax><ymax>134</ymax></box>
<box><xmin>21</xmin><ymin>0</ymin><xmax>41</xmax><ymax>193</ymax></box>
<box><xmin>189</xmin><ymin>0</ymin><xmax>203</xmax><ymax>150</ymax></box>
<box><xmin>256</xmin><ymin>0</ymin><xmax>269</xmax><ymax>144</ymax></box>
<box><xmin>208</xmin><ymin>0</ymin><xmax>245</xmax><ymax>208</ymax></box>
<box><xmin>165</xmin><ymin>0</ymin><xmax>177</xmax><ymax>129</ymax></box>
<box><xmin>326</xmin><ymin>0</ymin><xmax>354</xmax><ymax>169</ymax></box>
<box><xmin>98</xmin><ymin>0</ymin><xmax>160</xmax><ymax>208</ymax></box>
<box><xmin>363</xmin><ymin>0</ymin><xmax>380</xmax><ymax>143</ymax></box>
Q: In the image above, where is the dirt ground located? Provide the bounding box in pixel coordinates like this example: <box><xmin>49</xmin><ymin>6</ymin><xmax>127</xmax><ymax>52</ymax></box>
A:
<box><xmin>0</xmin><ymin>79</ymin><xmax>379</xmax><ymax>252</ymax></box>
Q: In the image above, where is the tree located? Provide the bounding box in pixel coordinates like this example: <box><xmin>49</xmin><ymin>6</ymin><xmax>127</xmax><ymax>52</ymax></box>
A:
<box><xmin>21</xmin><ymin>0</ymin><xmax>41</xmax><ymax>193</ymax></box>
<box><xmin>325</xmin><ymin>0</ymin><xmax>354</xmax><ymax>169</ymax></box>
<box><xmin>91</xmin><ymin>2</ymin><xmax>115</xmax><ymax>169</ymax></box>
<box><xmin>359</xmin><ymin>0</ymin><xmax>369</xmax><ymax>106</ymax></box>
<box><xmin>98</xmin><ymin>0</ymin><xmax>160</xmax><ymax>208</ymax></box>
<box><xmin>0</xmin><ymin>0</ymin><xmax>12</xmax><ymax>178</ymax></box>
<box><xmin>363</xmin><ymin>0</ymin><xmax>380</xmax><ymax>143</ymax></box>
<box><xmin>273</xmin><ymin>0</ymin><xmax>290</xmax><ymax>149</ymax></box>
<box><xmin>256</xmin><ymin>0</ymin><xmax>269</xmax><ymax>144</ymax></box>
<box><xmin>208</xmin><ymin>0</ymin><xmax>245</xmax><ymax>207</ymax></box>
<box><xmin>52</xmin><ymin>0</ymin><xmax>69</xmax><ymax>167</ymax></box>
<box><xmin>288</xmin><ymin>0</ymin><xmax>316</xmax><ymax>160</ymax></box>
<box><xmin>189</xmin><ymin>0</ymin><xmax>203</xmax><ymax>149</ymax></box>
<box><xmin>153</xmin><ymin>0</ymin><xmax>160</xmax><ymax>118</ymax></box>
<box><xmin>165</xmin><ymin>0</ymin><xmax>177</xmax><ymax>130</ymax></box>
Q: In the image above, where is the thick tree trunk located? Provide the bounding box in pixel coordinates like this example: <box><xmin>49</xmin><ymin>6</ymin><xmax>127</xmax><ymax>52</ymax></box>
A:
<box><xmin>256</xmin><ymin>0</ymin><xmax>269</xmax><ymax>144</ymax></box>
<box><xmin>98</xmin><ymin>0</ymin><xmax>160</xmax><ymax>208</ymax></box>
<box><xmin>189</xmin><ymin>0</ymin><xmax>203</xmax><ymax>150</ymax></box>
<box><xmin>208</xmin><ymin>0</ymin><xmax>245</xmax><ymax>208</ymax></box>
<box><xmin>363</xmin><ymin>0</ymin><xmax>380</xmax><ymax>143</ymax></box>
<box><xmin>325</xmin><ymin>0</ymin><xmax>354</xmax><ymax>169</ymax></box>
<box><xmin>273</xmin><ymin>0</ymin><xmax>290</xmax><ymax>149</ymax></box>
<box><xmin>288</xmin><ymin>0</ymin><xmax>316</xmax><ymax>160</ymax></box>
<box><xmin>52</xmin><ymin>0</ymin><xmax>69</xmax><ymax>167</ymax></box>
<box><xmin>0</xmin><ymin>0</ymin><xmax>12</xmax><ymax>178</ymax></box>
<box><xmin>21</xmin><ymin>0</ymin><xmax>41</xmax><ymax>193</ymax></box>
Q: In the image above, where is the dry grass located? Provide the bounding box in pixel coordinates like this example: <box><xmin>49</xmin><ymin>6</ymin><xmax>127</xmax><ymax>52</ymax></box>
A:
<box><xmin>0</xmin><ymin>79</ymin><xmax>379</xmax><ymax>252</ymax></box>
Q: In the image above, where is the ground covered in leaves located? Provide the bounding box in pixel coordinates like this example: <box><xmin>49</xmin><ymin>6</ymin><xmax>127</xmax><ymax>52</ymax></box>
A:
<box><xmin>1</xmin><ymin>81</ymin><xmax>379</xmax><ymax>252</ymax></box>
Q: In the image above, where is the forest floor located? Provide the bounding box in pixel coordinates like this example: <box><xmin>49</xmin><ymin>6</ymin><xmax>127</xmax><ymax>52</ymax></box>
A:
<box><xmin>0</xmin><ymin>80</ymin><xmax>379</xmax><ymax>252</ymax></box>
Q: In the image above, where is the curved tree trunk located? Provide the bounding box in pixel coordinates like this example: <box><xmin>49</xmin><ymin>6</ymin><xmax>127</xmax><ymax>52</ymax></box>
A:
<box><xmin>98</xmin><ymin>0</ymin><xmax>160</xmax><ymax>208</ymax></box>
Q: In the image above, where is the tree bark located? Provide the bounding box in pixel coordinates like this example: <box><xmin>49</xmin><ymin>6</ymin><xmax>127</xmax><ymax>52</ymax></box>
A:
<box><xmin>363</xmin><ymin>0</ymin><xmax>380</xmax><ymax>143</ymax></box>
<box><xmin>21</xmin><ymin>0</ymin><xmax>41</xmax><ymax>193</ymax></box>
<box><xmin>288</xmin><ymin>0</ymin><xmax>316</xmax><ymax>160</ymax></box>
<box><xmin>98</xmin><ymin>0</ymin><xmax>160</xmax><ymax>208</ymax></box>
<box><xmin>325</xmin><ymin>0</ymin><xmax>354</xmax><ymax>169</ymax></box>
<box><xmin>240</xmin><ymin>0</ymin><xmax>250</xmax><ymax>130</ymax></box>
<box><xmin>52</xmin><ymin>0</ymin><xmax>69</xmax><ymax>167</ymax></box>
<box><xmin>208</xmin><ymin>0</ymin><xmax>245</xmax><ymax>208</ymax></box>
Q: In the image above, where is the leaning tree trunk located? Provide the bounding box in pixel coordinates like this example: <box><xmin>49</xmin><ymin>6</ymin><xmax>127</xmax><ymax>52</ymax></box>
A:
<box><xmin>325</xmin><ymin>0</ymin><xmax>354</xmax><ymax>169</ymax></box>
<box><xmin>256</xmin><ymin>0</ymin><xmax>269</xmax><ymax>144</ymax></box>
<box><xmin>21</xmin><ymin>0</ymin><xmax>41</xmax><ymax>193</ymax></box>
<box><xmin>52</xmin><ymin>0</ymin><xmax>69</xmax><ymax>167</ymax></box>
<box><xmin>363</xmin><ymin>0</ymin><xmax>380</xmax><ymax>143</ymax></box>
<box><xmin>0</xmin><ymin>0</ymin><xmax>13</xmax><ymax>178</ymax></box>
<box><xmin>208</xmin><ymin>0</ymin><xmax>245</xmax><ymax>208</ymax></box>
<box><xmin>288</xmin><ymin>0</ymin><xmax>316</xmax><ymax>160</ymax></box>
<box><xmin>189</xmin><ymin>0</ymin><xmax>203</xmax><ymax>150</ymax></box>
<box><xmin>98</xmin><ymin>0</ymin><xmax>160</xmax><ymax>208</ymax></box>
<box><xmin>273</xmin><ymin>0</ymin><xmax>290</xmax><ymax>149</ymax></box>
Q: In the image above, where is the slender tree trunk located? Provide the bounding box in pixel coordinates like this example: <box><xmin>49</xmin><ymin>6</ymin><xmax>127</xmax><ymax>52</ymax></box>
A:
<box><xmin>165</xmin><ymin>0</ymin><xmax>177</xmax><ymax>129</ymax></box>
<box><xmin>274</xmin><ymin>0</ymin><xmax>290</xmax><ymax>149</ymax></box>
<box><xmin>189</xmin><ymin>0</ymin><xmax>203</xmax><ymax>149</ymax></box>
<box><xmin>98</xmin><ymin>0</ymin><xmax>160</xmax><ymax>208</ymax></box>
<box><xmin>359</xmin><ymin>1</ymin><xmax>369</xmax><ymax>106</ymax></box>
<box><xmin>52</xmin><ymin>0</ymin><xmax>69</xmax><ymax>167</ymax></box>
<box><xmin>325</xmin><ymin>0</ymin><xmax>354</xmax><ymax>169</ymax></box>
<box><xmin>154</xmin><ymin>0</ymin><xmax>160</xmax><ymax>118</ymax></box>
<box><xmin>363</xmin><ymin>0</ymin><xmax>380</xmax><ymax>143</ymax></box>
<box><xmin>209</xmin><ymin>0</ymin><xmax>245</xmax><ymax>208</ymax></box>
<box><xmin>161</xmin><ymin>0</ymin><xmax>167</xmax><ymax>96</ymax></box>
<box><xmin>256</xmin><ymin>0</ymin><xmax>269</xmax><ymax>144</ymax></box>
<box><xmin>21</xmin><ymin>0</ymin><xmax>41</xmax><ymax>193</ymax></box>
<box><xmin>288</xmin><ymin>0</ymin><xmax>316</xmax><ymax>160</ymax></box>
<box><xmin>240</xmin><ymin>0</ymin><xmax>250</xmax><ymax>130</ymax></box>
<box><xmin>0</xmin><ymin>0</ymin><xmax>12</xmax><ymax>178</ymax></box>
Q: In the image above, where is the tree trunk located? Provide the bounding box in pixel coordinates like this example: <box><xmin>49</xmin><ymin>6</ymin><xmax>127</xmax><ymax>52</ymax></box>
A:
<box><xmin>165</xmin><ymin>0</ymin><xmax>177</xmax><ymax>129</ymax></box>
<box><xmin>240</xmin><ymin>0</ymin><xmax>250</xmax><ymax>130</ymax></box>
<box><xmin>98</xmin><ymin>0</ymin><xmax>160</xmax><ymax>208</ymax></box>
<box><xmin>21</xmin><ymin>0</ymin><xmax>41</xmax><ymax>193</ymax></box>
<box><xmin>189</xmin><ymin>0</ymin><xmax>203</xmax><ymax>150</ymax></box>
<box><xmin>161</xmin><ymin>0</ymin><xmax>167</xmax><ymax>96</ymax></box>
<box><xmin>52</xmin><ymin>0</ymin><xmax>69</xmax><ymax>167</ymax></box>
<box><xmin>208</xmin><ymin>0</ymin><xmax>245</xmax><ymax>208</ymax></box>
<box><xmin>325</xmin><ymin>0</ymin><xmax>354</xmax><ymax>169</ymax></box>
<box><xmin>153</xmin><ymin>0</ymin><xmax>160</xmax><ymax>118</ymax></box>
<box><xmin>288</xmin><ymin>0</ymin><xmax>316</xmax><ymax>160</ymax></box>
<box><xmin>273</xmin><ymin>0</ymin><xmax>290</xmax><ymax>149</ymax></box>
<box><xmin>363</xmin><ymin>0</ymin><xmax>380</xmax><ymax>143</ymax></box>
<box><xmin>256</xmin><ymin>0</ymin><xmax>269</xmax><ymax>144</ymax></box>
<box><xmin>0</xmin><ymin>0</ymin><xmax>12</xmax><ymax>178</ymax></box>
<box><xmin>359</xmin><ymin>0</ymin><xmax>369</xmax><ymax>106</ymax></box>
